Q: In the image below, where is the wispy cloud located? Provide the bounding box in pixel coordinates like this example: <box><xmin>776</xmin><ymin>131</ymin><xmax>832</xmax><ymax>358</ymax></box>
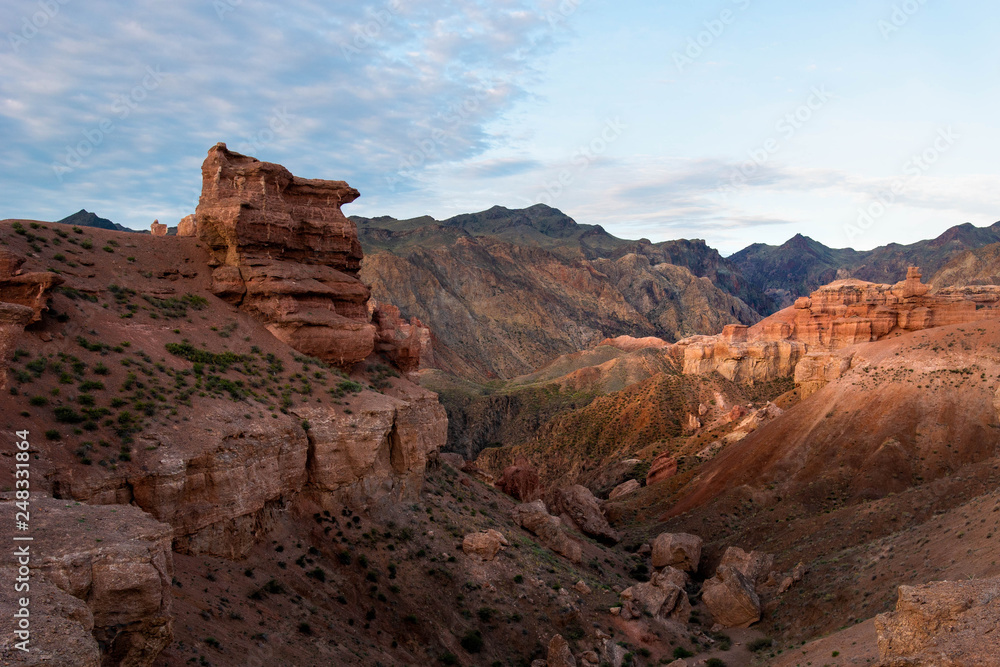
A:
<box><xmin>0</xmin><ymin>0</ymin><xmax>567</xmax><ymax>225</ymax></box>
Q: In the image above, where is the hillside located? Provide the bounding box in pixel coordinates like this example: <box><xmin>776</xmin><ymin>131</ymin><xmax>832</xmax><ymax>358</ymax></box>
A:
<box><xmin>730</xmin><ymin>221</ymin><xmax>1000</xmax><ymax>308</ymax></box>
<box><xmin>931</xmin><ymin>241</ymin><xmax>1000</xmax><ymax>287</ymax></box>
<box><xmin>356</xmin><ymin>205</ymin><xmax>763</xmax><ymax>380</ymax></box>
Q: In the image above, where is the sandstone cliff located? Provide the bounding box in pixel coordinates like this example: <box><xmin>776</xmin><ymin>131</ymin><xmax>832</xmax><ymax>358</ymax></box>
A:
<box><xmin>678</xmin><ymin>267</ymin><xmax>1000</xmax><ymax>395</ymax></box>
<box><xmin>0</xmin><ymin>496</ymin><xmax>174</xmax><ymax>667</ymax></box>
<box><xmin>196</xmin><ymin>143</ymin><xmax>376</xmax><ymax>365</ymax></box>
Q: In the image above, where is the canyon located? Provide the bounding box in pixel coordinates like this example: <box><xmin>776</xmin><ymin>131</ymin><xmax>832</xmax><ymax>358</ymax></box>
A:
<box><xmin>3</xmin><ymin>148</ymin><xmax>1000</xmax><ymax>666</ymax></box>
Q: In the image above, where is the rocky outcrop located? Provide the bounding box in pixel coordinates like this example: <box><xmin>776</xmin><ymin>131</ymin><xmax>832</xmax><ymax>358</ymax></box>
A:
<box><xmin>552</xmin><ymin>484</ymin><xmax>621</xmax><ymax>543</ymax></box>
<box><xmin>646</xmin><ymin>452</ymin><xmax>678</xmax><ymax>486</ymax></box>
<box><xmin>176</xmin><ymin>214</ymin><xmax>197</xmax><ymax>237</ymax></box>
<box><xmin>371</xmin><ymin>301</ymin><xmax>432</xmax><ymax>372</ymax></box>
<box><xmin>608</xmin><ymin>479</ymin><xmax>641</xmax><ymax>500</ymax></box>
<box><xmin>511</xmin><ymin>500</ymin><xmax>583</xmax><ymax>563</ymax></box>
<box><xmin>462</xmin><ymin>530</ymin><xmax>509</xmax><ymax>561</ymax></box>
<box><xmin>875</xmin><ymin>578</ymin><xmax>1000</xmax><ymax>667</ymax></box>
<box><xmin>56</xmin><ymin>386</ymin><xmax>446</xmax><ymax>558</ymax></box>
<box><xmin>0</xmin><ymin>496</ymin><xmax>174</xmax><ymax>666</ymax></box>
<box><xmin>150</xmin><ymin>220</ymin><xmax>167</xmax><ymax>236</ymax></box>
<box><xmin>0</xmin><ymin>249</ymin><xmax>63</xmax><ymax>322</ymax></box>
<box><xmin>294</xmin><ymin>381</ymin><xmax>447</xmax><ymax>508</ymax></box>
<box><xmin>0</xmin><ymin>249</ymin><xmax>62</xmax><ymax>389</ymax></box>
<box><xmin>496</xmin><ymin>461</ymin><xmax>542</xmax><ymax>501</ymax></box>
<box><xmin>794</xmin><ymin>351</ymin><xmax>854</xmax><ymax>398</ymax></box>
<box><xmin>701</xmin><ymin>564</ymin><xmax>761</xmax><ymax>628</ymax></box>
<box><xmin>195</xmin><ymin>143</ymin><xmax>376</xmax><ymax>365</ymax></box>
<box><xmin>651</xmin><ymin>532</ymin><xmax>702</xmax><ymax>571</ymax></box>
<box><xmin>678</xmin><ymin>267</ymin><xmax>1000</xmax><ymax>393</ymax></box>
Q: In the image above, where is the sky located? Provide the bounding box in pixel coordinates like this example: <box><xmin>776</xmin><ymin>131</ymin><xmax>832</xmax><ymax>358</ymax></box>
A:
<box><xmin>2</xmin><ymin>0</ymin><xmax>1000</xmax><ymax>255</ymax></box>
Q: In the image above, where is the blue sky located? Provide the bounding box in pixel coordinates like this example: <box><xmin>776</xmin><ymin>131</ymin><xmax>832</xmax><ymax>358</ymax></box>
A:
<box><xmin>2</xmin><ymin>0</ymin><xmax>999</xmax><ymax>254</ymax></box>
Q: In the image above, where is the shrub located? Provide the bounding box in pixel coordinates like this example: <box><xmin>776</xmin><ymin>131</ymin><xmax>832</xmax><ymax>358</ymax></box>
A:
<box><xmin>748</xmin><ymin>637</ymin><xmax>773</xmax><ymax>652</ymax></box>
<box><xmin>706</xmin><ymin>660</ymin><xmax>728</xmax><ymax>667</ymax></box>
<box><xmin>673</xmin><ymin>647</ymin><xmax>694</xmax><ymax>659</ymax></box>
<box><xmin>460</xmin><ymin>630</ymin><xmax>484</xmax><ymax>653</ymax></box>
<box><xmin>54</xmin><ymin>406</ymin><xmax>85</xmax><ymax>424</ymax></box>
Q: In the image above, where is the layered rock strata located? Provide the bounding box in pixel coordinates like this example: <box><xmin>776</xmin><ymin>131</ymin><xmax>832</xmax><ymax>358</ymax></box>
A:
<box><xmin>196</xmin><ymin>143</ymin><xmax>376</xmax><ymax>365</ymax></box>
<box><xmin>675</xmin><ymin>268</ymin><xmax>1000</xmax><ymax>394</ymax></box>
<box><xmin>0</xmin><ymin>496</ymin><xmax>173</xmax><ymax>667</ymax></box>
<box><xmin>0</xmin><ymin>249</ymin><xmax>62</xmax><ymax>389</ymax></box>
<box><xmin>876</xmin><ymin>578</ymin><xmax>1000</xmax><ymax>666</ymax></box>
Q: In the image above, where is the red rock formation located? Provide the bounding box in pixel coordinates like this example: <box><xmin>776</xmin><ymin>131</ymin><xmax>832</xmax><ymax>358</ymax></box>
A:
<box><xmin>176</xmin><ymin>214</ymin><xmax>197</xmax><ymax>237</ymax></box>
<box><xmin>646</xmin><ymin>452</ymin><xmax>678</xmax><ymax>486</ymax></box>
<box><xmin>876</xmin><ymin>578</ymin><xmax>1000</xmax><ymax>666</ymax></box>
<box><xmin>372</xmin><ymin>301</ymin><xmax>432</xmax><ymax>372</ymax></box>
<box><xmin>195</xmin><ymin>143</ymin><xmax>376</xmax><ymax>365</ymax></box>
<box><xmin>0</xmin><ymin>250</ymin><xmax>62</xmax><ymax>389</ymax></box>
<box><xmin>679</xmin><ymin>267</ymin><xmax>1000</xmax><ymax>393</ymax></box>
<box><xmin>496</xmin><ymin>460</ymin><xmax>543</xmax><ymax>501</ymax></box>
<box><xmin>150</xmin><ymin>219</ymin><xmax>167</xmax><ymax>236</ymax></box>
<box><xmin>0</xmin><ymin>497</ymin><xmax>174</xmax><ymax>667</ymax></box>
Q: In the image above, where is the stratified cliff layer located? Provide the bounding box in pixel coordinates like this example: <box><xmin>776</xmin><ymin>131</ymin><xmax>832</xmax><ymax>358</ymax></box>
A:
<box><xmin>196</xmin><ymin>143</ymin><xmax>376</xmax><ymax>365</ymax></box>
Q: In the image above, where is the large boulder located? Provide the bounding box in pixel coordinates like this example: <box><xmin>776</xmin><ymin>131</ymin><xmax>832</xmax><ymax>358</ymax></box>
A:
<box><xmin>651</xmin><ymin>532</ymin><xmax>702</xmax><ymax>571</ymax></box>
<box><xmin>620</xmin><ymin>568</ymin><xmax>690</xmax><ymax>621</ymax></box>
<box><xmin>553</xmin><ymin>484</ymin><xmax>621</xmax><ymax>543</ymax></box>
<box><xmin>547</xmin><ymin>634</ymin><xmax>576</xmax><ymax>667</ymax></box>
<box><xmin>462</xmin><ymin>530</ymin><xmax>509</xmax><ymax>561</ymax></box>
<box><xmin>702</xmin><ymin>564</ymin><xmax>761</xmax><ymax>628</ymax></box>
<box><xmin>875</xmin><ymin>578</ymin><xmax>1000</xmax><ymax>667</ymax></box>
<box><xmin>511</xmin><ymin>500</ymin><xmax>582</xmax><ymax>563</ymax></box>
<box><xmin>496</xmin><ymin>461</ymin><xmax>542</xmax><ymax>501</ymax></box>
<box><xmin>718</xmin><ymin>546</ymin><xmax>774</xmax><ymax>588</ymax></box>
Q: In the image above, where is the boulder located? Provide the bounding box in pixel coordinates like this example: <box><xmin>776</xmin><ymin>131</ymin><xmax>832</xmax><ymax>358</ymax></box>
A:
<box><xmin>608</xmin><ymin>479</ymin><xmax>641</xmax><ymax>500</ymax></box>
<box><xmin>150</xmin><ymin>219</ymin><xmax>167</xmax><ymax>236</ymax></box>
<box><xmin>646</xmin><ymin>453</ymin><xmax>678</xmax><ymax>486</ymax></box>
<box><xmin>462</xmin><ymin>530</ymin><xmax>509</xmax><ymax>561</ymax></box>
<box><xmin>511</xmin><ymin>500</ymin><xmax>582</xmax><ymax>563</ymax></box>
<box><xmin>496</xmin><ymin>461</ymin><xmax>542</xmax><ymax>501</ymax></box>
<box><xmin>547</xmin><ymin>634</ymin><xmax>576</xmax><ymax>667</ymax></box>
<box><xmin>553</xmin><ymin>484</ymin><xmax>621</xmax><ymax>543</ymax></box>
<box><xmin>651</xmin><ymin>532</ymin><xmax>702</xmax><ymax>571</ymax></box>
<box><xmin>717</xmin><ymin>546</ymin><xmax>774</xmax><ymax>587</ymax></box>
<box><xmin>702</xmin><ymin>564</ymin><xmax>761</xmax><ymax>628</ymax></box>
<box><xmin>875</xmin><ymin>578</ymin><xmax>1000</xmax><ymax>667</ymax></box>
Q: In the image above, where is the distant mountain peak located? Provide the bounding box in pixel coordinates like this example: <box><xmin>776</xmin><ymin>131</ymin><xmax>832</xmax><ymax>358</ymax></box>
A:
<box><xmin>56</xmin><ymin>209</ymin><xmax>132</xmax><ymax>232</ymax></box>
